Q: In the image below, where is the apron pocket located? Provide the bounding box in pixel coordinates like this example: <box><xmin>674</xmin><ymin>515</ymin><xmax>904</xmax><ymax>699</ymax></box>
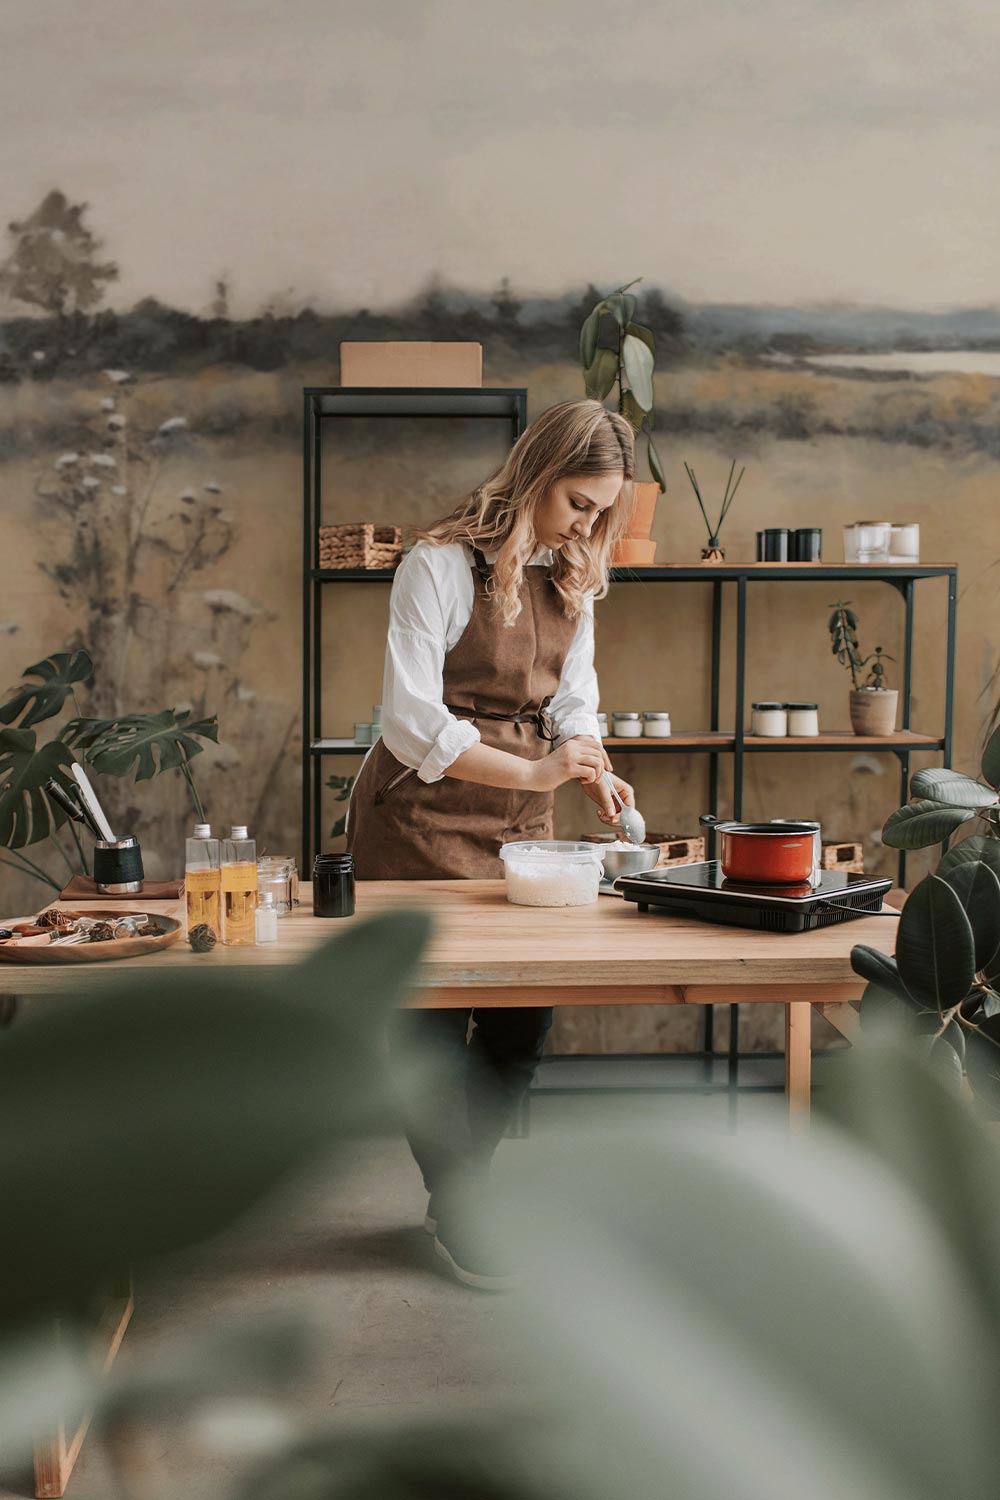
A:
<box><xmin>375</xmin><ymin>764</ymin><xmax>418</xmax><ymax>805</ymax></box>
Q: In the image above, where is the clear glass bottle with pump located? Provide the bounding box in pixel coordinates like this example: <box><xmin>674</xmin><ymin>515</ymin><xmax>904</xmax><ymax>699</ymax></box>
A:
<box><xmin>185</xmin><ymin>822</ymin><xmax>221</xmax><ymax>934</ymax></box>
<box><xmin>221</xmin><ymin>824</ymin><xmax>258</xmax><ymax>946</ymax></box>
<box><xmin>255</xmin><ymin>891</ymin><xmax>278</xmax><ymax>943</ymax></box>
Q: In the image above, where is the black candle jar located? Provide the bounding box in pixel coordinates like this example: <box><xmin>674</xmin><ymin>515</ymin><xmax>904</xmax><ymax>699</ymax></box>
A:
<box><xmin>763</xmin><ymin>528</ymin><xmax>791</xmax><ymax>561</ymax></box>
<box><xmin>94</xmin><ymin>836</ymin><xmax>144</xmax><ymax>895</ymax></box>
<box><xmin>313</xmin><ymin>853</ymin><xmax>355</xmax><ymax>918</ymax></box>
<box><xmin>793</xmin><ymin>527</ymin><xmax>822</xmax><ymax>561</ymax></box>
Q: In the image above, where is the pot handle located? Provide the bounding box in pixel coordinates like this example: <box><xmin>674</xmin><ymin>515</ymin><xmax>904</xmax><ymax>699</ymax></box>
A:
<box><xmin>699</xmin><ymin>813</ymin><xmax>721</xmax><ymax>828</ymax></box>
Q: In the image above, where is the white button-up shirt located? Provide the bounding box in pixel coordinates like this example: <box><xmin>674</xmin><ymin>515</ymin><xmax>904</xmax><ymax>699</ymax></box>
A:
<box><xmin>381</xmin><ymin>540</ymin><xmax>602</xmax><ymax>783</ymax></box>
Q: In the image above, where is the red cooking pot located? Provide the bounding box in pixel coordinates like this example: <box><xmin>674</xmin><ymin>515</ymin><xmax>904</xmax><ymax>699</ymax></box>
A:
<box><xmin>699</xmin><ymin>816</ymin><xmax>820</xmax><ymax>884</ymax></box>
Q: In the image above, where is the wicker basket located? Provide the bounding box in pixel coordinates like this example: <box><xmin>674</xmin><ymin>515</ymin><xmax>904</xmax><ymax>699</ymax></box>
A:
<box><xmin>318</xmin><ymin>524</ymin><xmax>403</xmax><ymax>570</ymax></box>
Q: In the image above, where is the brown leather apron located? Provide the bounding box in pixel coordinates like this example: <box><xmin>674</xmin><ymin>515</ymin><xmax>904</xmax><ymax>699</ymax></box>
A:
<box><xmin>347</xmin><ymin>547</ymin><xmax>579</xmax><ymax>879</ymax></box>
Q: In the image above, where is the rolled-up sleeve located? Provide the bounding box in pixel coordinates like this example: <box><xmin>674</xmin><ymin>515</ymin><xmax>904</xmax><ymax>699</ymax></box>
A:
<box><xmin>380</xmin><ymin>551</ymin><xmax>481</xmax><ymax>782</ymax></box>
<box><xmin>549</xmin><ymin>599</ymin><xmax>602</xmax><ymax>746</ymax></box>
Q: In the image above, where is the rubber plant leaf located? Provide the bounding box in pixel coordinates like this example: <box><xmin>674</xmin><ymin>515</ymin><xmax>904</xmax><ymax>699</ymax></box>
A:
<box><xmin>584</xmin><ymin>347</ymin><xmax>619</xmax><ymax>403</ymax></box>
<box><xmin>622</xmin><ymin>334</ymin><xmax>654</xmax><ymax>413</ymax></box>
<box><xmin>0</xmin><ymin>727</ymin><xmax>78</xmax><ymax>849</ymax></box>
<box><xmin>0</xmin><ymin>651</ymin><xmax>93</xmax><ymax>730</ymax></box>
<box><xmin>646</xmin><ymin>433</ymin><xmax>666</xmax><ymax>492</ymax></box>
<box><xmin>964</xmin><ymin>1015</ymin><xmax>1000</xmax><ymax>1118</ymax></box>
<box><xmin>910</xmin><ymin>767</ymin><xmax>999</xmax><ymax>810</ymax></box>
<box><xmin>896</xmin><ymin>874</ymin><xmax>976</xmax><ymax>1011</ymax></box>
<box><xmin>881</xmin><ymin>799</ymin><xmax>974</xmax><ymax>850</ymax></box>
<box><xmin>63</xmin><ymin>710</ymin><xmax>219</xmax><ymax>782</ymax></box>
<box><xmin>940</xmin><ymin>861</ymin><xmax>1000</xmax><ymax>972</ymax></box>
<box><xmin>937</xmin><ymin>835</ymin><xmax>1000</xmax><ymax>882</ymax></box>
<box><xmin>579</xmin><ymin>306</ymin><xmax>603</xmax><ymax>369</ymax></box>
<box><xmin>982</xmin><ymin>723</ymin><xmax>1000</xmax><ymax>791</ymax></box>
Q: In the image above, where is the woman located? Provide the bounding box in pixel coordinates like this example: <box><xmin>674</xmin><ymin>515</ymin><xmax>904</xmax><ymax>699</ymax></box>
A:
<box><xmin>348</xmin><ymin>398</ymin><xmax>637</xmax><ymax>1289</ymax></box>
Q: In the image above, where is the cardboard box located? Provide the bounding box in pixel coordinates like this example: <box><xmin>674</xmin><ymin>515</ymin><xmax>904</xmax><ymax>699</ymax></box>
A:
<box><xmin>820</xmin><ymin>840</ymin><xmax>864</xmax><ymax>873</ymax></box>
<box><xmin>339</xmin><ymin>342</ymin><xmax>482</xmax><ymax>388</ymax></box>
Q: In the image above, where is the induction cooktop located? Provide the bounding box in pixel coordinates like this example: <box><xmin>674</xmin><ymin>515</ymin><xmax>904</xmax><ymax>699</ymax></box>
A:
<box><xmin>617</xmin><ymin>861</ymin><xmax>894</xmax><ymax>933</ymax></box>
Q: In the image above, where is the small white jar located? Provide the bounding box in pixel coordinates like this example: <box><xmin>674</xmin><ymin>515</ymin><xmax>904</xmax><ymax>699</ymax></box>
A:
<box><xmin>596</xmin><ymin>712</ymin><xmax>610</xmax><ymax>738</ymax></box>
<box><xmin>889</xmin><ymin>523</ymin><xmax>920</xmax><ymax>563</ymax></box>
<box><xmin>612</xmin><ymin>712</ymin><xmax>643</xmax><ymax>739</ymax></box>
<box><xmin>642</xmin><ymin>712</ymin><xmax>672</xmax><ymax>738</ymax></box>
<box><xmin>751</xmin><ymin>702</ymin><xmax>788</xmax><ymax>737</ymax></box>
<box><xmin>354</xmin><ymin>722</ymin><xmax>373</xmax><ymax>745</ymax></box>
<box><xmin>785</xmin><ymin>702</ymin><xmax>819</xmax><ymax>736</ymax></box>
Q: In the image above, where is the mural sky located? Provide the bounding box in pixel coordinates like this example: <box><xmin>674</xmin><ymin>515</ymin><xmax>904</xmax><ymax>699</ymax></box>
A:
<box><xmin>1</xmin><ymin>0</ymin><xmax>998</xmax><ymax>317</ymax></box>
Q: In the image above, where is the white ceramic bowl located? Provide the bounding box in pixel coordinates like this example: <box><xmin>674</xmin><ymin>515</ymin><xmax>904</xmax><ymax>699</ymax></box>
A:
<box><xmin>498</xmin><ymin>840</ymin><xmax>603</xmax><ymax>907</ymax></box>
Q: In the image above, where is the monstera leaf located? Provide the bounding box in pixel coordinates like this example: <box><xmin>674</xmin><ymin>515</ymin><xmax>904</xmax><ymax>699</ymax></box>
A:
<box><xmin>0</xmin><ymin>728</ymin><xmax>78</xmax><ymax>848</ymax></box>
<box><xmin>63</xmin><ymin>710</ymin><xmax>219</xmax><ymax>781</ymax></box>
<box><xmin>0</xmin><ymin>650</ymin><xmax>93</xmax><ymax>730</ymax></box>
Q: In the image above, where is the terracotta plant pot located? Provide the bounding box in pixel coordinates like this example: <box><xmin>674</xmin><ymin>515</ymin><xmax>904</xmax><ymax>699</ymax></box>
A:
<box><xmin>850</xmin><ymin>688</ymin><xmax>898</xmax><ymax>736</ymax></box>
<box><xmin>612</xmin><ymin>481</ymin><xmax>661</xmax><ymax>565</ymax></box>
<box><xmin>613</xmin><ymin>538</ymin><xmax>658</xmax><ymax>566</ymax></box>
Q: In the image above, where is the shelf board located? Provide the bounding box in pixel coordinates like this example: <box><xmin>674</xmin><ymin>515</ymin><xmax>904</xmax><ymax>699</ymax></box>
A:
<box><xmin>312</xmin><ymin>563</ymin><xmax>956</xmax><ymax>584</ymax></box>
<box><xmin>311</xmin><ymin>730</ymin><xmax>944</xmax><ymax>757</ymax></box>
<box><xmin>308</xmin><ymin>387</ymin><xmax>526</xmax><ymax>420</ymax></box>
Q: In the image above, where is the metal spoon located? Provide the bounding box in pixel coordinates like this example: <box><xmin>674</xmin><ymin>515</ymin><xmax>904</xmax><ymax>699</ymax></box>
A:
<box><xmin>602</xmin><ymin>772</ymin><xmax>646</xmax><ymax>846</ymax></box>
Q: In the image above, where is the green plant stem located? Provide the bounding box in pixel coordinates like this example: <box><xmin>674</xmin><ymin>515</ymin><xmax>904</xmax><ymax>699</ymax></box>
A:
<box><xmin>0</xmin><ymin>853</ymin><xmax>61</xmax><ymax>891</ymax></box>
<box><xmin>181</xmin><ymin>760</ymin><xmax>206</xmax><ymax>823</ymax></box>
<box><xmin>51</xmin><ymin>831</ymin><xmax>78</xmax><ymax>879</ymax></box>
<box><xmin>5</xmin><ymin>844</ymin><xmax>58</xmax><ymax>884</ymax></box>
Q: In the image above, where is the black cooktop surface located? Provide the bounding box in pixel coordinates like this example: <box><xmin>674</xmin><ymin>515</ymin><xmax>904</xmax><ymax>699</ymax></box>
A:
<box><xmin>618</xmin><ymin>861</ymin><xmax>893</xmax><ymax>932</ymax></box>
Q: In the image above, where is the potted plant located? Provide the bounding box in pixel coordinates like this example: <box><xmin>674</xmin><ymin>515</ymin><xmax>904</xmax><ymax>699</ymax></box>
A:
<box><xmin>828</xmin><ymin>601</ymin><xmax>898</xmax><ymax>736</ymax></box>
<box><xmin>578</xmin><ymin>278</ymin><xmax>665</xmax><ymax>565</ymax></box>
<box><xmin>852</xmin><ymin>723</ymin><xmax>1000</xmax><ymax>1112</ymax></box>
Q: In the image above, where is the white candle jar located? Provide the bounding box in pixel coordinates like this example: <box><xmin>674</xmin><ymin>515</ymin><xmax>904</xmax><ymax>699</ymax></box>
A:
<box><xmin>596</xmin><ymin>712</ymin><xmax>610</xmax><ymax>738</ymax></box>
<box><xmin>751</xmin><ymin>702</ymin><xmax>788</xmax><ymax>737</ymax></box>
<box><xmin>612</xmin><ymin>712</ymin><xmax>643</xmax><ymax>739</ymax></box>
<box><xmin>642</xmin><ymin>712</ymin><xmax>672</xmax><ymax>737</ymax></box>
<box><xmin>889</xmin><ymin>523</ymin><xmax>919</xmax><ymax>563</ymax></box>
<box><xmin>855</xmin><ymin>520</ymin><xmax>892</xmax><ymax>564</ymax></box>
<box><xmin>785</xmin><ymin>702</ymin><xmax>819</xmax><ymax>736</ymax></box>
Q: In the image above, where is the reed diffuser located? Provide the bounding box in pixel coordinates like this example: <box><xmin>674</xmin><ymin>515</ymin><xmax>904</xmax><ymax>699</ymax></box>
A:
<box><xmin>684</xmin><ymin>459</ymin><xmax>745</xmax><ymax>562</ymax></box>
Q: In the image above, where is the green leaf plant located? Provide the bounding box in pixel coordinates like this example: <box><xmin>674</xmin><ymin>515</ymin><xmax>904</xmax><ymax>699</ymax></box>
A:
<box><xmin>828</xmin><ymin>601</ymin><xmax>894</xmax><ymax>691</ymax></box>
<box><xmin>853</xmin><ymin>723</ymin><xmax>1000</xmax><ymax>1112</ymax></box>
<box><xmin>0</xmin><ymin>648</ymin><xmax>219</xmax><ymax>891</ymax></box>
<box><xmin>578</xmin><ymin>278</ymin><xmax>666</xmax><ymax>491</ymax></box>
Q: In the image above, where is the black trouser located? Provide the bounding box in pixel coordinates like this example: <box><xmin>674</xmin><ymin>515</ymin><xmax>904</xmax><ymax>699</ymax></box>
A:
<box><xmin>390</xmin><ymin>1006</ymin><xmax>553</xmax><ymax>1198</ymax></box>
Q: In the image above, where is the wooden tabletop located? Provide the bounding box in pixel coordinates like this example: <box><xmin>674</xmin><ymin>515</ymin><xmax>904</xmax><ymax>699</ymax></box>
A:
<box><xmin>3</xmin><ymin>881</ymin><xmax>898</xmax><ymax>1002</ymax></box>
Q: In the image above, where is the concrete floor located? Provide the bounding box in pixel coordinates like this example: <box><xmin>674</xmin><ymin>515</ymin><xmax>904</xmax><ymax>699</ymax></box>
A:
<box><xmin>1</xmin><ymin>1055</ymin><xmax>832</xmax><ymax>1500</ymax></box>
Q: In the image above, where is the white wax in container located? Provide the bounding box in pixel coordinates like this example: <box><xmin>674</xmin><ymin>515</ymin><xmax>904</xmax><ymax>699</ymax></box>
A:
<box><xmin>502</xmin><ymin>846</ymin><xmax>600</xmax><ymax>907</ymax></box>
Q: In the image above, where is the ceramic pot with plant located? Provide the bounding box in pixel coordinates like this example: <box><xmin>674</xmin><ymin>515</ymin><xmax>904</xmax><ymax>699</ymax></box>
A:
<box><xmin>828</xmin><ymin>601</ymin><xmax>898</xmax><ymax>735</ymax></box>
<box><xmin>578</xmin><ymin>277</ymin><xmax>665</xmax><ymax>565</ymax></box>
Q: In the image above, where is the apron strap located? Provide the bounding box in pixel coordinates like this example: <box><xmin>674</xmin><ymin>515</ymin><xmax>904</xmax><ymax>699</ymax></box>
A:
<box><xmin>445</xmin><ymin>695</ymin><xmax>556</xmax><ymax>742</ymax></box>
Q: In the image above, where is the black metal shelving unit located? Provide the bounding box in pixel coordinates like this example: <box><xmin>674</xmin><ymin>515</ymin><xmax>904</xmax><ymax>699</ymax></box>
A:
<box><xmin>302</xmin><ymin>386</ymin><xmax>528</xmax><ymax>868</ymax></box>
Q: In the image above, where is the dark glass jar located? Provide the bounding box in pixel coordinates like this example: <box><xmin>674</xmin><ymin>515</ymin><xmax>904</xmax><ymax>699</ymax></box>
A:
<box><xmin>763</xmin><ymin>528</ymin><xmax>790</xmax><ymax>561</ymax></box>
<box><xmin>793</xmin><ymin>527</ymin><xmax>822</xmax><ymax>561</ymax></box>
<box><xmin>313</xmin><ymin>853</ymin><xmax>355</xmax><ymax>918</ymax></box>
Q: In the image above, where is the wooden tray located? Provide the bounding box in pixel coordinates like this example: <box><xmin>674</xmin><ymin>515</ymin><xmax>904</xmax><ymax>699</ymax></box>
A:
<box><xmin>0</xmin><ymin>910</ymin><xmax>182</xmax><ymax>965</ymax></box>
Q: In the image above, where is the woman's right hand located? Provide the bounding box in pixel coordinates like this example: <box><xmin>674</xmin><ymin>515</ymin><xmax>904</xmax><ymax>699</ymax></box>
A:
<box><xmin>526</xmin><ymin>739</ymin><xmax>605</xmax><ymax>793</ymax></box>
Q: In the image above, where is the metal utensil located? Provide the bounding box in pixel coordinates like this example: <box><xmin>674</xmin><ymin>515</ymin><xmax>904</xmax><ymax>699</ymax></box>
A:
<box><xmin>602</xmin><ymin>773</ymin><xmax>646</xmax><ymax>845</ymax></box>
<box><xmin>44</xmin><ymin>779</ymin><xmax>103</xmax><ymax>840</ymax></box>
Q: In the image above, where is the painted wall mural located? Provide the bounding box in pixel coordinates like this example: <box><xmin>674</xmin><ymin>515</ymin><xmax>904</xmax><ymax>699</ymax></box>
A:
<box><xmin>1</xmin><ymin>1</ymin><xmax>998</xmax><ymax>1051</ymax></box>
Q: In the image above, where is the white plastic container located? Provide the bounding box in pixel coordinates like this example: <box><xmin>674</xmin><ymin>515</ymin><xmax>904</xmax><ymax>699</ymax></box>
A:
<box><xmin>255</xmin><ymin>891</ymin><xmax>278</xmax><ymax>943</ymax></box>
<box><xmin>498</xmin><ymin>840</ymin><xmax>603</xmax><ymax>907</ymax></box>
<box><xmin>642</xmin><ymin>712</ymin><xmax>672</xmax><ymax>737</ymax></box>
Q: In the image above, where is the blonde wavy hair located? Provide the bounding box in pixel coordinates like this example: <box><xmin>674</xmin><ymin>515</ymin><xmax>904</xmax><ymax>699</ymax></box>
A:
<box><xmin>415</xmin><ymin>399</ymin><xmax>636</xmax><ymax>625</ymax></box>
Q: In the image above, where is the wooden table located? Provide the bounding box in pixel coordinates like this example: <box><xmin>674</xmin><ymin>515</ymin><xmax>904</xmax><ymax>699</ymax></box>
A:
<box><xmin>9</xmin><ymin>879</ymin><xmax>898</xmax><ymax>1112</ymax></box>
<box><xmin>8</xmin><ymin>879</ymin><xmax>895</xmax><ymax>1495</ymax></box>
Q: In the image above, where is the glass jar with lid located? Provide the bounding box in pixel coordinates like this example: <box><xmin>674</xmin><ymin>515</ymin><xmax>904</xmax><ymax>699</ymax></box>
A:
<box><xmin>612</xmin><ymin>711</ymin><xmax>643</xmax><ymax>739</ymax></box>
<box><xmin>785</xmin><ymin>702</ymin><xmax>819</xmax><ymax>736</ymax></box>
<box><xmin>642</xmin><ymin>711</ymin><xmax>672</xmax><ymax>738</ymax></box>
<box><xmin>750</xmin><ymin>702</ymin><xmax>788</xmax><ymax>737</ymax></box>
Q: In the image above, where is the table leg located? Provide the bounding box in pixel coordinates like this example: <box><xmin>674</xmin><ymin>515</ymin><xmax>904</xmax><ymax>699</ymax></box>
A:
<box><xmin>784</xmin><ymin>1002</ymin><xmax>812</xmax><ymax>1120</ymax></box>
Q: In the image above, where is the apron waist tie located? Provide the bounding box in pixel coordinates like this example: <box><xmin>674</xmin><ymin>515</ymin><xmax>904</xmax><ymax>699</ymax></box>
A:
<box><xmin>445</xmin><ymin>697</ymin><xmax>557</xmax><ymax>743</ymax></box>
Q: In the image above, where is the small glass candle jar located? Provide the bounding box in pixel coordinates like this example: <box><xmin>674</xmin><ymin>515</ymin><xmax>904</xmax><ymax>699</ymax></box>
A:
<box><xmin>751</xmin><ymin>702</ymin><xmax>788</xmax><ymax>736</ymax></box>
<box><xmin>354</xmin><ymin>722</ymin><xmax>373</xmax><ymax>745</ymax></box>
<box><xmin>313</xmin><ymin>853</ymin><xmax>355</xmax><ymax>918</ymax></box>
<box><xmin>642</xmin><ymin>712</ymin><xmax>672</xmax><ymax>737</ymax></box>
<box><xmin>855</xmin><ymin>520</ymin><xmax>892</xmax><ymax>563</ymax></box>
<box><xmin>596</xmin><ymin>712</ymin><xmax>610</xmax><ymax>738</ymax></box>
<box><xmin>889</xmin><ymin>522</ymin><xmax>919</xmax><ymax>563</ymax></box>
<box><xmin>785</xmin><ymin>701</ymin><xmax>819</xmax><ymax>736</ymax></box>
<box><xmin>612</xmin><ymin>712</ymin><xmax>643</xmax><ymax>739</ymax></box>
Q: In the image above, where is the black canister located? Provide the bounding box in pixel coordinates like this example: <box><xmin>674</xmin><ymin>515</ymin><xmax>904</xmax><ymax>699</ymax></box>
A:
<box><xmin>755</xmin><ymin>530</ymin><xmax>766</xmax><ymax>561</ymax></box>
<box><xmin>313</xmin><ymin>853</ymin><xmax>355</xmax><ymax>918</ymax></box>
<box><xmin>793</xmin><ymin>527</ymin><xmax>822</xmax><ymax>561</ymax></box>
<box><xmin>94</xmin><ymin>836</ymin><xmax>144</xmax><ymax>895</ymax></box>
<box><xmin>763</xmin><ymin>528</ymin><xmax>791</xmax><ymax>561</ymax></box>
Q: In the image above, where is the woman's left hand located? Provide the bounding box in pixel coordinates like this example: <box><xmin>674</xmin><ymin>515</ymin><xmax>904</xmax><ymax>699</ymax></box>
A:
<box><xmin>573</xmin><ymin>738</ymin><xmax>635</xmax><ymax>824</ymax></box>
